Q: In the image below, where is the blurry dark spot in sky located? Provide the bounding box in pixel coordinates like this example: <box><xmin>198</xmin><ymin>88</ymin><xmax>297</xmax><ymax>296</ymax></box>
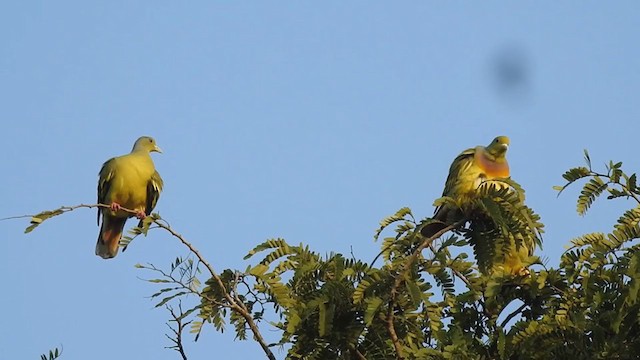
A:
<box><xmin>491</xmin><ymin>44</ymin><xmax>531</xmax><ymax>103</ymax></box>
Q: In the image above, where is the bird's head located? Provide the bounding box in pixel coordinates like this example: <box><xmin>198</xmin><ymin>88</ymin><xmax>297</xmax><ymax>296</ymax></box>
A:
<box><xmin>132</xmin><ymin>136</ymin><xmax>163</xmax><ymax>154</ymax></box>
<box><xmin>486</xmin><ymin>136</ymin><xmax>509</xmax><ymax>157</ymax></box>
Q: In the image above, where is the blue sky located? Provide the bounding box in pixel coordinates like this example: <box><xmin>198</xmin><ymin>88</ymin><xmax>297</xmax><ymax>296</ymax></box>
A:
<box><xmin>1</xmin><ymin>2</ymin><xmax>639</xmax><ymax>359</ymax></box>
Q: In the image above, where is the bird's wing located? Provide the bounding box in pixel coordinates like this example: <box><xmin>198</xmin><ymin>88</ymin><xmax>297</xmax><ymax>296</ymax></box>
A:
<box><xmin>97</xmin><ymin>157</ymin><xmax>117</xmax><ymax>225</ymax></box>
<box><xmin>441</xmin><ymin>147</ymin><xmax>476</xmax><ymax>198</ymax></box>
<box><xmin>143</xmin><ymin>170</ymin><xmax>163</xmax><ymax>220</ymax></box>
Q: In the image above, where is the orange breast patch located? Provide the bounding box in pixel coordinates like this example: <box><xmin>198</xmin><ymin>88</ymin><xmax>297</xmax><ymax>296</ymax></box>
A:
<box><xmin>474</xmin><ymin>148</ymin><xmax>510</xmax><ymax>178</ymax></box>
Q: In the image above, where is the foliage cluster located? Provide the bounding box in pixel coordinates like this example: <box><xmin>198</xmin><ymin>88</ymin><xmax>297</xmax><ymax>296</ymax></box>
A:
<box><xmin>29</xmin><ymin>152</ymin><xmax>640</xmax><ymax>359</ymax></box>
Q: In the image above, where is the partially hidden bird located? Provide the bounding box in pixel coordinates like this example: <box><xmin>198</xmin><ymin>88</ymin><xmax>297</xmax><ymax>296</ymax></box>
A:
<box><xmin>421</xmin><ymin>136</ymin><xmax>510</xmax><ymax>238</ymax></box>
<box><xmin>96</xmin><ymin>136</ymin><xmax>163</xmax><ymax>259</ymax></box>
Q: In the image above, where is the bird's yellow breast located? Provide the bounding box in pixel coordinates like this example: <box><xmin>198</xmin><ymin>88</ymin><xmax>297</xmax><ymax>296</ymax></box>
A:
<box><xmin>106</xmin><ymin>153</ymin><xmax>155</xmax><ymax>216</ymax></box>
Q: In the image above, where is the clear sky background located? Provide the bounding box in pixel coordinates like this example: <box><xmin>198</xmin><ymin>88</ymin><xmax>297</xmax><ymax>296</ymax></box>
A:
<box><xmin>1</xmin><ymin>2</ymin><xmax>639</xmax><ymax>359</ymax></box>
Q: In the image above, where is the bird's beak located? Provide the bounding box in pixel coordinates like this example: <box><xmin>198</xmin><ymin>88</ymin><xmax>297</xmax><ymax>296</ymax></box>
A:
<box><xmin>154</xmin><ymin>145</ymin><xmax>163</xmax><ymax>153</ymax></box>
<box><xmin>501</xmin><ymin>144</ymin><xmax>509</xmax><ymax>151</ymax></box>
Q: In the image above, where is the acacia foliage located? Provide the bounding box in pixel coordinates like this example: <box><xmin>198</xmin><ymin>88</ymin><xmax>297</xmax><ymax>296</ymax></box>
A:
<box><xmin>23</xmin><ymin>151</ymin><xmax>640</xmax><ymax>359</ymax></box>
<box><xmin>133</xmin><ymin>151</ymin><xmax>639</xmax><ymax>359</ymax></box>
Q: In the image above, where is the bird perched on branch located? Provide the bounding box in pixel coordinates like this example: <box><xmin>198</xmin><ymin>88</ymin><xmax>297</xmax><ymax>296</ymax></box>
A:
<box><xmin>421</xmin><ymin>136</ymin><xmax>510</xmax><ymax>238</ymax></box>
<box><xmin>96</xmin><ymin>136</ymin><xmax>163</xmax><ymax>259</ymax></box>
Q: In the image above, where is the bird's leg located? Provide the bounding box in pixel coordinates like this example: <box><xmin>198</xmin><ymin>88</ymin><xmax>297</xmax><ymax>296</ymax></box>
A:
<box><xmin>135</xmin><ymin>211</ymin><xmax>147</xmax><ymax>220</ymax></box>
<box><xmin>110</xmin><ymin>202</ymin><xmax>122</xmax><ymax>212</ymax></box>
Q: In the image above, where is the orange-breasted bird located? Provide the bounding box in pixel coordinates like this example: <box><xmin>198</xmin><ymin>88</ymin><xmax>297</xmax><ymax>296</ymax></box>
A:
<box><xmin>422</xmin><ymin>136</ymin><xmax>510</xmax><ymax>238</ymax></box>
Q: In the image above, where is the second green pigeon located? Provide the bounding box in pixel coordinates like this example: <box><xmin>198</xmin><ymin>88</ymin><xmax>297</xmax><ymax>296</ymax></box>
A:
<box><xmin>422</xmin><ymin>136</ymin><xmax>510</xmax><ymax>238</ymax></box>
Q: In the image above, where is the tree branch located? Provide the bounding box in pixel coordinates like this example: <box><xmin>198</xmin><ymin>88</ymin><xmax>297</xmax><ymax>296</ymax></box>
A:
<box><xmin>152</xmin><ymin>218</ymin><xmax>276</xmax><ymax>360</ymax></box>
<box><xmin>592</xmin><ymin>171</ymin><xmax>640</xmax><ymax>205</ymax></box>
<box><xmin>12</xmin><ymin>203</ymin><xmax>277</xmax><ymax>360</ymax></box>
<box><xmin>165</xmin><ymin>303</ymin><xmax>190</xmax><ymax>360</ymax></box>
<box><xmin>386</xmin><ymin>221</ymin><xmax>464</xmax><ymax>360</ymax></box>
<box><xmin>427</xmin><ymin>243</ymin><xmax>472</xmax><ymax>288</ymax></box>
<box><xmin>499</xmin><ymin>302</ymin><xmax>527</xmax><ymax>329</ymax></box>
<box><xmin>354</xmin><ymin>348</ymin><xmax>367</xmax><ymax>360</ymax></box>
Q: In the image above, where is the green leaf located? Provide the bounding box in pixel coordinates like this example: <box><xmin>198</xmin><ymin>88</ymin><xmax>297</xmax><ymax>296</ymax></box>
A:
<box><xmin>155</xmin><ymin>291</ymin><xmax>188</xmax><ymax>308</ymax></box>
<box><xmin>627</xmin><ymin>173</ymin><xmax>637</xmax><ymax>192</ymax></box>
<box><xmin>149</xmin><ymin>286</ymin><xmax>181</xmax><ymax>298</ymax></box>
<box><xmin>583</xmin><ymin>149</ymin><xmax>591</xmax><ymax>169</ymax></box>
<box><xmin>406</xmin><ymin>279</ymin><xmax>423</xmax><ymax>308</ymax></box>
<box><xmin>147</xmin><ymin>278</ymin><xmax>172</xmax><ymax>283</ymax></box>
<box><xmin>375</xmin><ymin>207</ymin><xmax>413</xmax><ymax>240</ymax></box>
<box><xmin>577</xmin><ymin>176</ymin><xmax>608</xmax><ymax>215</ymax></box>
<box><xmin>562</xmin><ymin>166</ymin><xmax>591</xmax><ymax>182</ymax></box>
<box><xmin>353</xmin><ymin>278</ymin><xmax>371</xmax><ymax>304</ymax></box>
<box><xmin>363</xmin><ymin>296</ymin><xmax>383</xmax><ymax>326</ymax></box>
<box><xmin>286</xmin><ymin>310</ymin><xmax>301</xmax><ymax>334</ymax></box>
<box><xmin>244</xmin><ymin>238</ymin><xmax>290</xmax><ymax>260</ymax></box>
<box><xmin>249</xmin><ymin>264</ymin><xmax>269</xmax><ymax>276</ymax></box>
<box><xmin>497</xmin><ymin>329</ymin><xmax>506</xmax><ymax>359</ymax></box>
<box><xmin>24</xmin><ymin>209</ymin><xmax>66</xmax><ymax>233</ymax></box>
<box><xmin>40</xmin><ymin>347</ymin><xmax>61</xmax><ymax>360</ymax></box>
<box><xmin>317</xmin><ymin>300</ymin><xmax>335</xmax><ymax>337</ymax></box>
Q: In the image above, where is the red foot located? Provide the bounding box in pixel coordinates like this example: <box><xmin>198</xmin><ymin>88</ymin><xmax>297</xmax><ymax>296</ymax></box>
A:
<box><xmin>135</xmin><ymin>211</ymin><xmax>147</xmax><ymax>220</ymax></box>
<box><xmin>110</xmin><ymin>202</ymin><xmax>122</xmax><ymax>211</ymax></box>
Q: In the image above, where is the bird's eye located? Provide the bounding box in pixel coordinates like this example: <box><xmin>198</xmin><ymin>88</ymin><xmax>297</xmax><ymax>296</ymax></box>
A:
<box><xmin>148</xmin><ymin>138</ymin><xmax>153</xmax><ymax>143</ymax></box>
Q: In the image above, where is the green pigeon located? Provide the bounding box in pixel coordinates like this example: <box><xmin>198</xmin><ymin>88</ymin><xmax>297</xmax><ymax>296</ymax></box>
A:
<box><xmin>96</xmin><ymin>136</ymin><xmax>163</xmax><ymax>259</ymax></box>
<box><xmin>422</xmin><ymin>136</ymin><xmax>510</xmax><ymax>238</ymax></box>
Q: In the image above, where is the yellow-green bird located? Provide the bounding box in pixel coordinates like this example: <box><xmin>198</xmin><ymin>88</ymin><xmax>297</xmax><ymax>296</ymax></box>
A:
<box><xmin>96</xmin><ymin>136</ymin><xmax>163</xmax><ymax>259</ymax></box>
<box><xmin>422</xmin><ymin>136</ymin><xmax>510</xmax><ymax>238</ymax></box>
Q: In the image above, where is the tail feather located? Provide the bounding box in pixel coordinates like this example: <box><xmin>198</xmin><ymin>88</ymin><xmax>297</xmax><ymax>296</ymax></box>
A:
<box><xmin>421</xmin><ymin>206</ymin><xmax>450</xmax><ymax>238</ymax></box>
<box><xmin>421</xmin><ymin>222</ymin><xmax>447</xmax><ymax>239</ymax></box>
<box><xmin>96</xmin><ymin>215</ymin><xmax>127</xmax><ymax>259</ymax></box>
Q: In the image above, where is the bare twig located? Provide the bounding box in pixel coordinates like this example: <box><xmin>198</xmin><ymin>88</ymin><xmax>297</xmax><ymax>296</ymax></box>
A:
<box><xmin>499</xmin><ymin>302</ymin><xmax>527</xmax><ymax>329</ymax></box>
<box><xmin>153</xmin><ymin>219</ymin><xmax>217</xmax><ymax>278</ymax></box>
<box><xmin>165</xmin><ymin>302</ymin><xmax>191</xmax><ymax>360</ymax></box>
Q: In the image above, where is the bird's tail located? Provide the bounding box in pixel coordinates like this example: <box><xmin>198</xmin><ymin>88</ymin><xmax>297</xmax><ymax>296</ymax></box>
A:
<box><xmin>420</xmin><ymin>207</ymin><xmax>450</xmax><ymax>238</ymax></box>
<box><xmin>96</xmin><ymin>216</ymin><xmax>127</xmax><ymax>259</ymax></box>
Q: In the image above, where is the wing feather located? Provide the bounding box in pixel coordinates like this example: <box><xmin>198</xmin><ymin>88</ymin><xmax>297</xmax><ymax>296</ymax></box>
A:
<box><xmin>442</xmin><ymin>147</ymin><xmax>476</xmax><ymax>197</ymax></box>
<box><xmin>97</xmin><ymin>158</ymin><xmax>116</xmax><ymax>225</ymax></box>
<box><xmin>139</xmin><ymin>170</ymin><xmax>163</xmax><ymax>226</ymax></box>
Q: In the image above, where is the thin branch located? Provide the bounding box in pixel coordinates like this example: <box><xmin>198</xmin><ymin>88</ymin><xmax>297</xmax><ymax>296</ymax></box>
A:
<box><xmin>369</xmin><ymin>222</ymin><xmax>417</xmax><ymax>268</ymax></box>
<box><xmin>427</xmin><ymin>243</ymin><xmax>472</xmax><ymax>288</ymax></box>
<box><xmin>137</xmin><ymin>263</ymin><xmax>227</xmax><ymax>307</ymax></box>
<box><xmin>386</xmin><ymin>220</ymin><xmax>464</xmax><ymax>360</ymax></box>
<box><xmin>592</xmin><ymin>171</ymin><xmax>640</xmax><ymax>205</ymax></box>
<box><xmin>499</xmin><ymin>303</ymin><xmax>527</xmax><ymax>329</ymax></box>
<box><xmin>354</xmin><ymin>348</ymin><xmax>367</xmax><ymax>360</ymax></box>
<box><xmin>370</xmin><ymin>212</ymin><xmax>417</xmax><ymax>268</ymax></box>
<box><xmin>1</xmin><ymin>214</ymin><xmax>35</xmax><ymax>221</ymax></box>
<box><xmin>240</xmin><ymin>278</ymin><xmax>269</xmax><ymax>305</ymax></box>
<box><xmin>153</xmin><ymin>219</ymin><xmax>217</xmax><ymax>277</ymax></box>
<box><xmin>166</xmin><ymin>303</ymin><xmax>191</xmax><ymax>360</ymax></box>
<box><xmin>5</xmin><ymin>203</ymin><xmax>117</xmax><ymax>220</ymax></box>
<box><xmin>151</xmin><ymin>218</ymin><xmax>276</xmax><ymax>360</ymax></box>
<box><xmin>385</xmin><ymin>304</ymin><xmax>403</xmax><ymax>360</ymax></box>
<box><xmin>10</xmin><ymin>203</ymin><xmax>277</xmax><ymax>360</ymax></box>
